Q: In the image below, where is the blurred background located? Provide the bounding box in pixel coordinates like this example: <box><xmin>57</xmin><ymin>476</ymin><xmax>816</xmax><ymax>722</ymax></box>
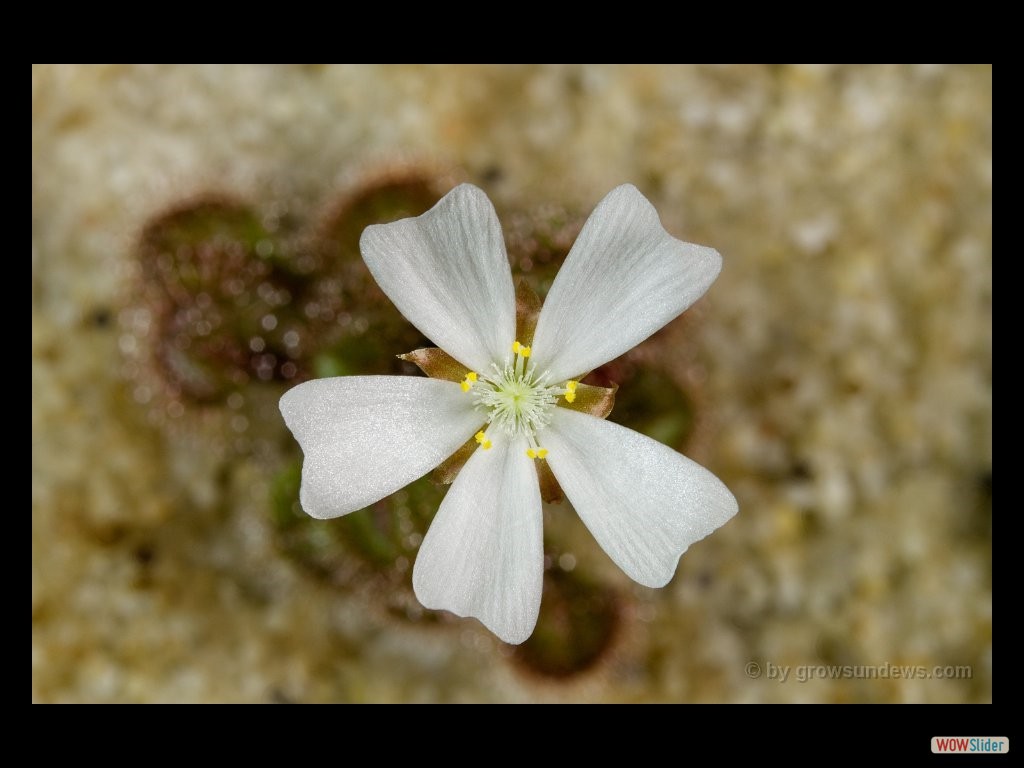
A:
<box><xmin>31</xmin><ymin>64</ymin><xmax>991</xmax><ymax>703</ymax></box>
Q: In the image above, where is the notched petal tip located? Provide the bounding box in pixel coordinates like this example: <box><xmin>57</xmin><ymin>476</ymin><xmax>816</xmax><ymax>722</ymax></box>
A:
<box><xmin>411</xmin><ymin>591</ymin><xmax>535</xmax><ymax>645</ymax></box>
<box><xmin>530</xmin><ymin>184</ymin><xmax>726</xmax><ymax>383</ymax></box>
<box><xmin>640</xmin><ymin>482</ymin><xmax>738</xmax><ymax>589</ymax></box>
<box><xmin>544</xmin><ymin>407</ymin><xmax>737</xmax><ymax>589</ymax></box>
<box><xmin>358</xmin><ymin>183</ymin><xmax>516</xmax><ymax>373</ymax></box>
<box><xmin>278</xmin><ymin>376</ymin><xmax>482</xmax><ymax>520</ymax></box>
<box><xmin>413</xmin><ymin>438</ymin><xmax>543</xmax><ymax>645</ymax></box>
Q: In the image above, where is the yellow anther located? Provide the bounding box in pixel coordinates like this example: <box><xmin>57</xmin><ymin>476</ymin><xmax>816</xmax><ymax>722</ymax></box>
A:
<box><xmin>475</xmin><ymin>431</ymin><xmax>487</xmax><ymax>443</ymax></box>
<box><xmin>512</xmin><ymin>341</ymin><xmax>532</xmax><ymax>358</ymax></box>
<box><xmin>461</xmin><ymin>372</ymin><xmax>478</xmax><ymax>392</ymax></box>
<box><xmin>466</xmin><ymin>372</ymin><xmax>478</xmax><ymax>382</ymax></box>
<box><xmin>460</xmin><ymin>380</ymin><xmax>471</xmax><ymax>392</ymax></box>
<box><xmin>482</xmin><ymin>440</ymin><xmax>492</xmax><ymax>450</ymax></box>
<box><xmin>526</xmin><ymin>448</ymin><xmax>537</xmax><ymax>459</ymax></box>
<box><xmin>537</xmin><ymin>448</ymin><xmax>548</xmax><ymax>459</ymax></box>
<box><xmin>564</xmin><ymin>379</ymin><xmax>578</xmax><ymax>402</ymax></box>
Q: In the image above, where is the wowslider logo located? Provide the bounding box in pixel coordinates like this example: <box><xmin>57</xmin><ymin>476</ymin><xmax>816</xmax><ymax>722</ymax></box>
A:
<box><xmin>932</xmin><ymin>737</ymin><xmax>1009</xmax><ymax>754</ymax></box>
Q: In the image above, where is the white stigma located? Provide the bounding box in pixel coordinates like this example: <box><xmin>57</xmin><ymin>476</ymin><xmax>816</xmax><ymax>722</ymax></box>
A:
<box><xmin>460</xmin><ymin>342</ymin><xmax>578</xmax><ymax>459</ymax></box>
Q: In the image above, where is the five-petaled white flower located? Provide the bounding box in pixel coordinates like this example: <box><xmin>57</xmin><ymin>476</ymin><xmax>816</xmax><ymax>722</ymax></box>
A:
<box><xmin>280</xmin><ymin>183</ymin><xmax>738</xmax><ymax>644</ymax></box>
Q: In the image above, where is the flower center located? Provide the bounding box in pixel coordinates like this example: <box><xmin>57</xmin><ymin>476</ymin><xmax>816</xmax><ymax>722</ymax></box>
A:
<box><xmin>459</xmin><ymin>341</ymin><xmax>577</xmax><ymax>459</ymax></box>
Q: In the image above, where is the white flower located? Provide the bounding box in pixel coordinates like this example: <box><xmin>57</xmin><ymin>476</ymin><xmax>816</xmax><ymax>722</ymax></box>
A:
<box><xmin>280</xmin><ymin>183</ymin><xmax>738</xmax><ymax>644</ymax></box>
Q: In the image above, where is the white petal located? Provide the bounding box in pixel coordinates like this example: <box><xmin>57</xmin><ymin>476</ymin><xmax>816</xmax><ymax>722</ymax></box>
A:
<box><xmin>543</xmin><ymin>407</ymin><xmax>737</xmax><ymax>588</ymax></box>
<box><xmin>280</xmin><ymin>376</ymin><xmax>482</xmax><ymax>519</ymax></box>
<box><xmin>531</xmin><ymin>184</ymin><xmax>722</xmax><ymax>382</ymax></box>
<box><xmin>359</xmin><ymin>184</ymin><xmax>516</xmax><ymax>373</ymax></box>
<box><xmin>413</xmin><ymin>436</ymin><xmax>543</xmax><ymax>644</ymax></box>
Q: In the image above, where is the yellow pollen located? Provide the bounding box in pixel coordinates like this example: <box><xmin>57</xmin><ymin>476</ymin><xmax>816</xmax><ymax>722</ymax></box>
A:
<box><xmin>460</xmin><ymin>380</ymin><xmax>471</xmax><ymax>392</ymax></box>
<box><xmin>482</xmin><ymin>440</ymin><xmax>492</xmax><ymax>450</ymax></box>
<box><xmin>537</xmin><ymin>448</ymin><xmax>548</xmax><ymax>459</ymax></box>
<box><xmin>564</xmin><ymin>392</ymin><xmax>576</xmax><ymax>403</ymax></box>
<box><xmin>475</xmin><ymin>431</ymin><xmax>486</xmax><ymax>443</ymax></box>
<box><xmin>526</xmin><ymin>448</ymin><xmax>537</xmax><ymax>459</ymax></box>
<box><xmin>511</xmin><ymin>341</ymin><xmax>532</xmax><ymax>358</ymax></box>
<box><xmin>461</xmin><ymin>371</ymin><xmax>478</xmax><ymax>392</ymax></box>
<box><xmin>466</xmin><ymin>372</ymin><xmax>478</xmax><ymax>381</ymax></box>
<box><xmin>566</xmin><ymin>380</ymin><xmax>578</xmax><ymax>392</ymax></box>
